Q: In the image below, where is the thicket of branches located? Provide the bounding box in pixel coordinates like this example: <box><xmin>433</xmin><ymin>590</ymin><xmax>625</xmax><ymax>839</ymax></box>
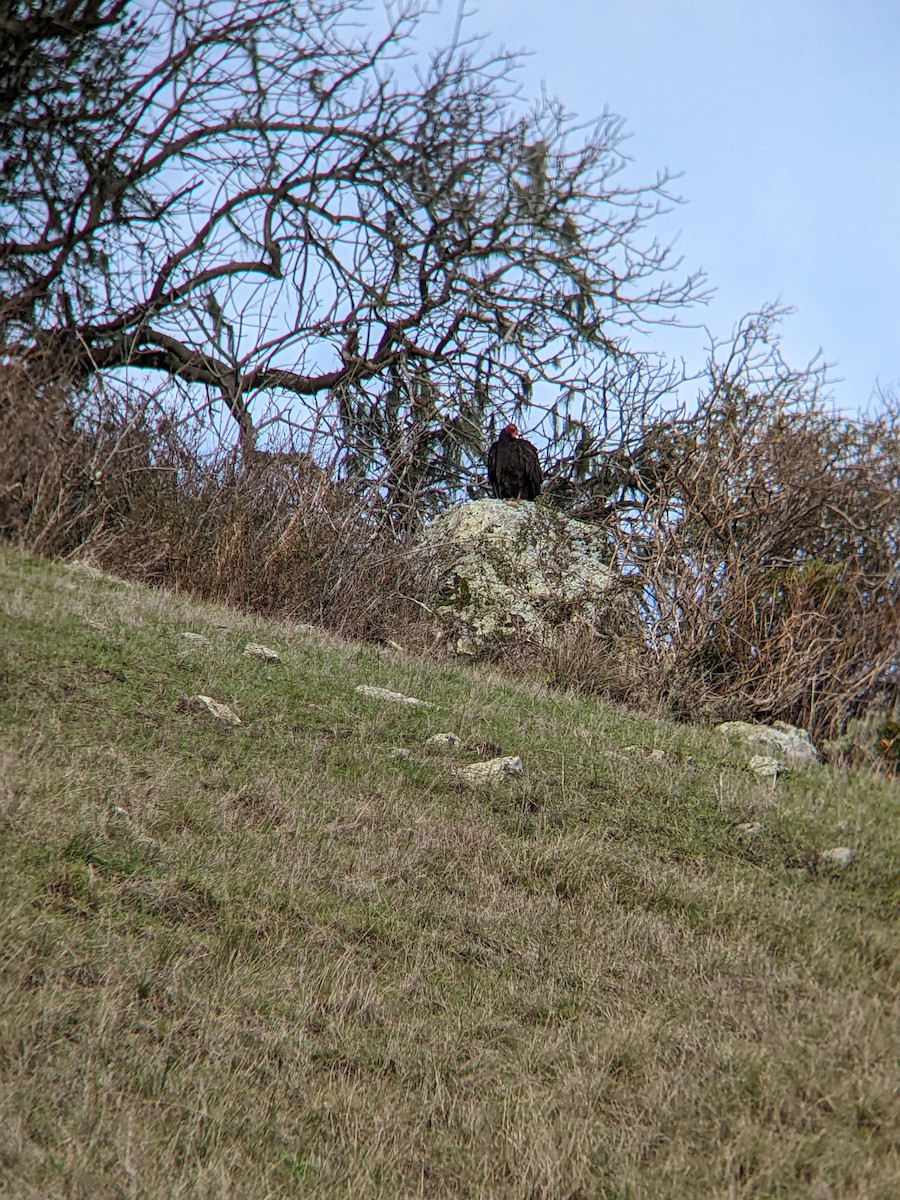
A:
<box><xmin>0</xmin><ymin>354</ymin><xmax>438</xmax><ymax>641</ymax></box>
<box><xmin>1</xmin><ymin>1</ymin><xmax>897</xmax><ymax>753</ymax></box>
<box><xmin>1</xmin><ymin>0</ymin><xmax>700</xmax><ymax>516</ymax></box>
<box><xmin>600</xmin><ymin>312</ymin><xmax>899</xmax><ymax>744</ymax></box>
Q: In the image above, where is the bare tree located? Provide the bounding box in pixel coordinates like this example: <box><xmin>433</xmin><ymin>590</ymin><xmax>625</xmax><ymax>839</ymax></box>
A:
<box><xmin>1</xmin><ymin>0</ymin><xmax>703</xmax><ymax>510</ymax></box>
<box><xmin>1</xmin><ymin>1</ymin><xmax>146</xmax><ymax>315</ymax></box>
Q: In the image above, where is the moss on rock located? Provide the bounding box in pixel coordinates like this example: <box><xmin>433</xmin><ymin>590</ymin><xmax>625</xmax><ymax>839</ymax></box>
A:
<box><xmin>421</xmin><ymin>499</ymin><xmax>617</xmax><ymax>650</ymax></box>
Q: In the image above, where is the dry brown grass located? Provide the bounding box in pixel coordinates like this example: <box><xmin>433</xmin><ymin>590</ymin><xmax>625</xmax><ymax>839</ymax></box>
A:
<box><xmin>1</xmin><ymin>548</ymin><xmax>897</xmax><ymax>1198</ymax></box>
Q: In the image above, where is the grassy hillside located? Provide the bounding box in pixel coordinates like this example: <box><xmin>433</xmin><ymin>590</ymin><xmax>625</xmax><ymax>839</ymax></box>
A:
<box><xmin>0</xmin><ymin>547</ymin><xmax>896</xmax><ymax>1199</ymax></box>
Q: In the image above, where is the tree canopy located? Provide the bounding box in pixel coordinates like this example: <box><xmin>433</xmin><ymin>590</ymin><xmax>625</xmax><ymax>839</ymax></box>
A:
<box><xmin>1</xmin><ymin>0</ymin><xmax>704</xmax><ymax>502</ymax></box>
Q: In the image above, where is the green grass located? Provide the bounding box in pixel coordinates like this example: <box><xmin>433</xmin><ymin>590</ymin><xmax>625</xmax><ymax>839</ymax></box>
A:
<box><xmin>0</xmin><ymin>547</ymin><xmax>897</xmax><ymax>1199</ymax></box>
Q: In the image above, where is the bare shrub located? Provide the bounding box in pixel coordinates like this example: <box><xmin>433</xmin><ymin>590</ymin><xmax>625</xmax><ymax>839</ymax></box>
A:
<box><xmin>109</xmin><ymin>454</ymin><xmax>439</xmax><ymax>644</ymax></box>
<box><xmin>535</xmin><ymin>620</ymin><xmax>659</xmax><ymax>710</ymax></box>
<box><xmin>823</xmin><ymin>709</ymin><xmax>900</xmax><ymax>777</ymax></box>
<box><xmin>605</xmin><ymin>313</ymin><xmax>899</xmax><ymax>743</ymax></box>
<box><xmin>0</xmin><ymin>362</ymin><xmax>437</xmax><ymax>643</ymax></box>
<box><xmin>0</xmin><ymin>359</ymin><xmax>159</xmax><ymax>557</ymax></box>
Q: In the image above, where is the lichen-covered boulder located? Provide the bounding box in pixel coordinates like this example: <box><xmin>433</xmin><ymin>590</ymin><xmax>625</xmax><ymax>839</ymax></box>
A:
<box><xmin>455</xmin><ymin>756</ymin><xmax>524</xmax><ymax>788</ymax></box>
<box><xmin>716</xmin><ymin>720</ymin><xmax>821</xmax><ymax>764</ymax></box>
<box><xmin>421</xmin><ymin>499</ymin><xmax>618</xmax><ymax>651</ymax></box>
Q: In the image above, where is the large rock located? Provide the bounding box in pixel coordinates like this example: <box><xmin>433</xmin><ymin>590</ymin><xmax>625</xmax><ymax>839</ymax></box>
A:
<box><xmin>421</xmin><ymin>500</ymin><xmax>618</xmax><ymax>651</ymax></box>
<box><xmin>716</xmin><ymin>720</ymin><xmax>821</xmax><ymax>764</ymax></box>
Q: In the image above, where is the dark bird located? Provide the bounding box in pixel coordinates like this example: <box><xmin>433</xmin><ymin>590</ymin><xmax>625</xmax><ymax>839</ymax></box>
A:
<box><xmin>486</xmin><ymin>423</ymin><xmax>543</xmax><ymax>500</ymax></box>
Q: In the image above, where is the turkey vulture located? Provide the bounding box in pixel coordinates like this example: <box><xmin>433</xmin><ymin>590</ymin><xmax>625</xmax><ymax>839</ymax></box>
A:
<box><xmin>486</xmin><ymin>424</ymin><xmax>543</xmax><ymax>500</ymax></box>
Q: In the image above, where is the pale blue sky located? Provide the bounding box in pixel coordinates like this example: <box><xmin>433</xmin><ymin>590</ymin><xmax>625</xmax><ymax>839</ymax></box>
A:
<box><xmin>425</xmin><ymin>0</ymin><xmax>899</xmax><ymax>410</ymax></box>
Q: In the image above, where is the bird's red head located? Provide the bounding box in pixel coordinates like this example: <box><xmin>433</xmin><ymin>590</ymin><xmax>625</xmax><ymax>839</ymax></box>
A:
<box><xmin>502</xmin><ymin>423</ymin><xmax>519</xmax><ymax>438</ymax></box>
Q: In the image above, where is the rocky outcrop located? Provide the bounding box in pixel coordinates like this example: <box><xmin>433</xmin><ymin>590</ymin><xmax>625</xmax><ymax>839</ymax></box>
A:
<box><xmin>716</xmin><ymin>720</ymin><xmax>821</xmax><ymax>765</ymax></box>
<box><xmin>421</xmin><ymin>499</ymin><xmax>619</xmax><ymax>652</ymax></box>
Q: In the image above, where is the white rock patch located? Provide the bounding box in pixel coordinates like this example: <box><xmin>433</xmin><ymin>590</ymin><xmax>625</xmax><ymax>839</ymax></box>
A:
<box><xmin>425</xmin><ymin>732</ymin><xmax>463</xmax><ymax>751</ymax></box>
<box><xmin>819</xmin><ymin>847</ymin><xmax>854</xmax><ymax>869</ymax></box>
<box><xmin>187</xmin><ymin>695</ymin><xmax>241</xmax><ymax>726</ymax></box>
<box><xmin>717</xmin><ymin>720</ymin><xmax>820</xmax><ymax>764</ymax></box>
<box><xmin>355</xmin><ymin>685</ymin><xmax>433</xmax><ymax>708</ymax></box>
<box><xmin>456</xmin><ymin>756</ymin><xmax>524</xmax><ymax>787</ymax></box>
<box><xmin>421</xmin><ymin>499</ymin><xmax>618</xmax><ymax>650</ymax></box>
<box><xmin>244</xmin><ymin>642</ymin><xmax>281</xmax><ymax>661</ymax></box>
<box><xmin>179</xmin><ymin>632</ymin><xmax>210</xmax><ymax>646</ymax></box>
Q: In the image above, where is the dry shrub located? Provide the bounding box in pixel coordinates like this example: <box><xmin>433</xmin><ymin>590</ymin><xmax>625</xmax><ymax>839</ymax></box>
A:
<box><xmin>609</xmin><ymin>315</ymin><xmax>899</xmax><ymax>744</ymax></box>
<box><xmin>0</xmin><ymin>359</ymin><xmax>93</xmax><ymax>552</ymax></box>
<box><xmin>0</xmin><ymin>358</ymin><xmax>159</xmax><ymax>556</ymax></box>
<box><xmin>110</xmin><ymin>457</ymin><xmax>438</xmax><ymax>643</ymax></box>
<box><xmin>0</xmin><ymin>361</ymin><xmax>436</xmax><ymax>643</ymax></box>
<box><xmin>536</xmin><ymin>620</ymin><xmax>659</xmax><ymax>709</ymax></box>
<box><xmin>818</xmin><ymin>709</ymin><xmax>900</xmax><ymax>777</ymax></box>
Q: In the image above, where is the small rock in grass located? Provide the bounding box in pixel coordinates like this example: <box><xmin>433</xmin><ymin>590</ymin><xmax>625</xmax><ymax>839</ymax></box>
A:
<box><xmin>625</xmin><ymin>745</ymin><xmax>669</xmax><ymax>764</ymax></box>
<box><xmin>455</xmin><ymin>636</ymin><xmax>480</xmax><ymax>657</ymax></box>
<box><xmin>456</xmin><ymin>756</ymin><xmax>524</xmax><ymax>787</ymax></box>
<box><xmin>425</xmin><ymin>732</ymin><xmax>463</xmax><ymax>751</ymax></box>
<box><xmin>179</xmin><ymin>631</ymin><xmax>210</xmax><ymax>646</ymax></box>
<box><xmin>355</xmin><ymin>685</ymin><xmax>433</xmax><ymax>708</ymax></box>
<box><xmin>748</xmin><ymin>755</ymin><xmax>784</xmax><ymax>778</ymax></box>
<box><xmin>185</xmin><ymin>695</ymin><xmax>242</xmax><ymax>727</ymax></box>
<box><xmin>244</xmin><ymin>642</ymin><xmax>280</xmax><ymax>661</ymax></box>
<box><xmin>819</xmin><ymin>846</ymin><xmax>854</xmax><ymax>869</ymax></box>
<box><xmin>390</xmin><ymin>747</ymin><xmax>411</xmax><ymax>761</ymax></box>
<box><xmin>736</xmin><ymin>821</ymin><xmax>763</xmax><ymax>837</ymax></box>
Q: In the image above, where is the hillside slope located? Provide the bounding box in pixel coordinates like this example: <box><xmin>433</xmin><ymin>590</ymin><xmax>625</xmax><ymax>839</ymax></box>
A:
<box><xmin>0</xmin><ymin>548</ymin><xmax>896</xmax><ymax>1199</ymax></box>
